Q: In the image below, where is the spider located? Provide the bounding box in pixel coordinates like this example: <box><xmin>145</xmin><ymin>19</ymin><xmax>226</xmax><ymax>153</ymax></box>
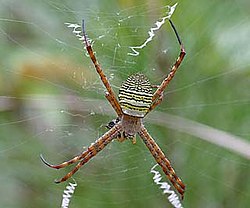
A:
<box><xmin>40</xmin><ymin>18</ymin><xmax>186</xmax><ymax>199</ymax></box>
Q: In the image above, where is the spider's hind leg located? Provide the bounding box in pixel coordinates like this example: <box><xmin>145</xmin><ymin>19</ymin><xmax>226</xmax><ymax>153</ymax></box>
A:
<box><xmin>105</xmin><ymin>92</ymin><xmax>123</xmax><ymax>117</ymax></box>
<box><xmin>147</xmin><ymin>91</ymin><xmax>164</xmax><ymax>114</ymax></box>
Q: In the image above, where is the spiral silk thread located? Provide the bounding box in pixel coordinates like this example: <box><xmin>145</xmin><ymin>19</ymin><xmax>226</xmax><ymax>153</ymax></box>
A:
<box><xmin>61</xmin><ymin>180</ymin><xmax>77</xmax><ymax>208</ymax></box>
<box><xmin>128</xmin><ymin>3</ymin><xmax>178</xmax><ymax>56</ymax></box>
<box><xmin>65</xmin><ymin>23</ymin><xmax>84</xmax><ymax>41</ymax></box>
<box><xmin>151</xmin><ymin>164</ymin><xmax>183</xmax><ymax>208</ymax></box>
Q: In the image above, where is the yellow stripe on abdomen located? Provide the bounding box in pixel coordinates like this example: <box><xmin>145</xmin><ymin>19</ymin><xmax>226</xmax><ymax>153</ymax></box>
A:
<box><xmin>118</xmin><ymin>73</ymin><xmax>153</xmax><ymax>117</ymax></box>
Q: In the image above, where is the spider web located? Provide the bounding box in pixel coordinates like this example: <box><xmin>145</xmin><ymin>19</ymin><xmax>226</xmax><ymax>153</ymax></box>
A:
<box><xmin>0</xmin><ymin>0</ymin><xmax>250</xmax><ymax>208</ymax></box>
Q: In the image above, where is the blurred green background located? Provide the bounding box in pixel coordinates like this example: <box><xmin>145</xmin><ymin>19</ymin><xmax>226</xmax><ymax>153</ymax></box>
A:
<box><xmin>0</xmin><ymin>0</ymin><xmax>250</xmax><ymax>207</ymax></box>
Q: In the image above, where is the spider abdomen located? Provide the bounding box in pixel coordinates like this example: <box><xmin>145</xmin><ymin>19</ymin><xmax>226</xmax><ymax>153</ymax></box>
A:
<box><xmin>118</xmin><ymin>73</ymin><xmax>153</xmax><ymax>117</ymax></box>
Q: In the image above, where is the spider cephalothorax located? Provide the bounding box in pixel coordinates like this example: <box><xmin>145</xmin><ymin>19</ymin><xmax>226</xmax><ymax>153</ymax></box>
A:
<box><xmin>40</xmin><ymin>18</ymin><xmax>186</xmax><ymax>199</ymax></box>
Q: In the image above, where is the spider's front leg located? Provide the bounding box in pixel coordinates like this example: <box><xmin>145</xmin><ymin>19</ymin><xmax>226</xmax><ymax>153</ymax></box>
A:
<box><xmin>40</xmin><ymin>122</ymin><xmax>122</xmax><ymax>183</ymax></box>
<box><xmin>138</xmin><ymin>125</ymin><xmax>185</xmax><ymax>199</ymax></box>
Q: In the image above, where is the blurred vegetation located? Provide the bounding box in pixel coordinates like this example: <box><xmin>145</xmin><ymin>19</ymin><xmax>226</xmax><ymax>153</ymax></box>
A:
<box><xmin>0</xmin><ymin>0</ymin><xmax>250</xmax><ymax>207</ymax></box>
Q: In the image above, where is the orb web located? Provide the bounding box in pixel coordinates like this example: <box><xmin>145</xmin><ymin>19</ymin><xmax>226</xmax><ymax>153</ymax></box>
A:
<box><xmin>0</xmin><ymin>0</ymin><xmax>250</xmax><ymax>208</ymax></box>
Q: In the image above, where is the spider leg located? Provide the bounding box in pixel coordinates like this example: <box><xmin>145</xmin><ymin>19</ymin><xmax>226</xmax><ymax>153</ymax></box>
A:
<box><xmin>146</xmin><ymin>92</ymin><xmax>163</xmax><ymax>115</ymax></box>
<box><xmin>150</xmin><ymin>19</ymin><xmax>186</xmax><ymax>111</ymax></box>
<box><xmin>138</xmin><ymin>125</ymin><xmax>185</xmax><ymax>199</ymax></box>
<box><xmin>105</xmin><ymin>92</ymin><xmax>123</xmax><ymax>117</ymax></box>
<box><xmin>54</xmin><ymin>153</ymin><xmax>92</xmax><ymax>183</ymax></box>
<box><xmin>40</xmin><ymin>152</ymin><xmax>88</xmax><ymax>169</ymax></box>
<box><xmin>82</xmin><ymin>20</ymin><xmax>122</xmax><ymax>117</ymax></box>
<box><xmin>41</xmin><ymin>122</ymin><xmax>122</xmax><ymax>183</ymax></box>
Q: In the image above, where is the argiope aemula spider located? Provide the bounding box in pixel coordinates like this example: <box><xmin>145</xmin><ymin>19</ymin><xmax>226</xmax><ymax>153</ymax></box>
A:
<box><xmin>40</xmin><ymin>18</ymin><xmax>186</xmax><ymax>199</ymax></box>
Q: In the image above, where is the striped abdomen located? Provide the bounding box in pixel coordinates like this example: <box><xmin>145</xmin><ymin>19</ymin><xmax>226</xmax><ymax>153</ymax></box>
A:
<box><xmin>118</xmin><ymin>73</ymin><xmax>153</xmax><ymax>117</ymax></box>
